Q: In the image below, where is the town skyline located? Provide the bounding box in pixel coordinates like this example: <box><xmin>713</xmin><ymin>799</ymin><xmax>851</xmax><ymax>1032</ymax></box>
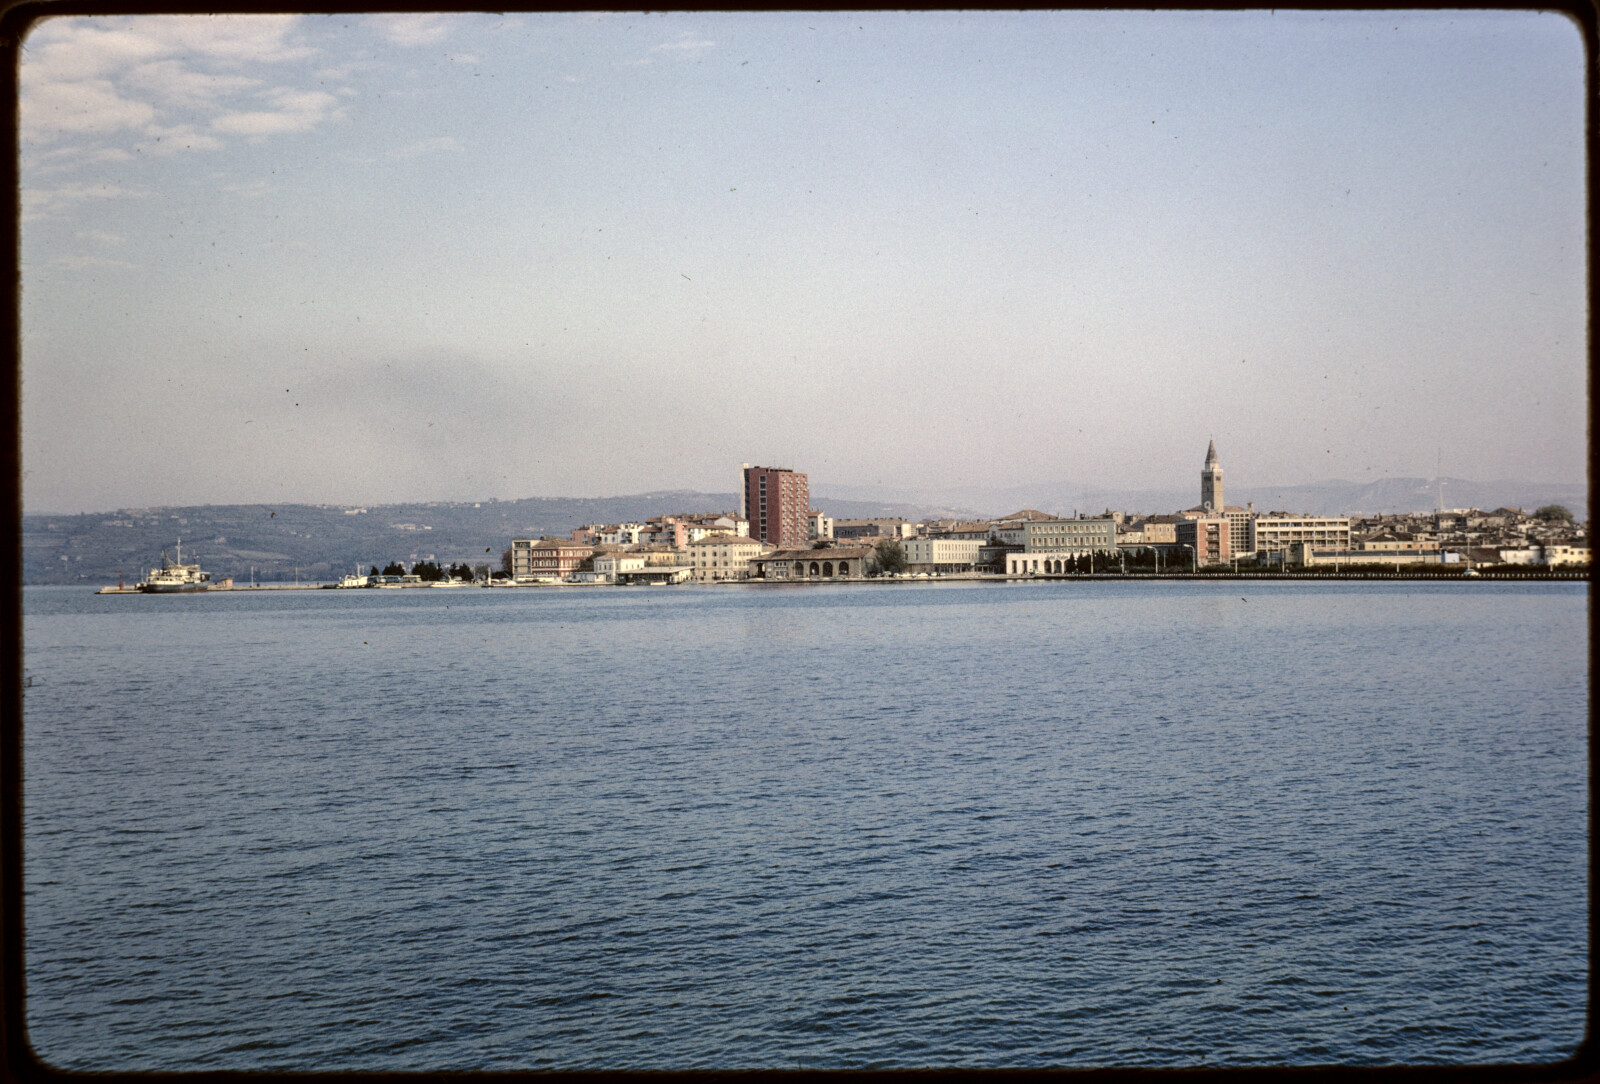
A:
<box><xmin>20</xmin><ymin>12</ymin><xmax>1585</xmax><ymax>514</ymax></box>
<box><xmin>22</xmin><ymin>442</ymin><xmax>1588</xmax><ymax>586</ymax></box>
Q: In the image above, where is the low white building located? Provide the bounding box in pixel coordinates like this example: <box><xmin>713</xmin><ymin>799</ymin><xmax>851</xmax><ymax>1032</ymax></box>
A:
<box><xmin>618</xmin><ymin>565</ymin><xmax>694</xmax><ymax>585</ymax></box>
<box><xmin>1501</xmin><ymin>543</ymin><xmax>1591</xmax><ymax>566</ymax></box>
<box><xmin>592</xmin><ymin>553</ymin><xmax>648</xmax><ymax>583</ymax></box>
<box><xmin>1353</xmin><ymin>533</ymin><xmax>1442</xmax><ymax>564</ymax></box>
<box><xmin>1007</xmin><ymin>551</ymin><xmax>1108</xmax><ymax>575</ymax></box>
<box><xmin>902</xmin><ymin>537</ymin><xmax>985</xmax><ymax>573</ymax></box>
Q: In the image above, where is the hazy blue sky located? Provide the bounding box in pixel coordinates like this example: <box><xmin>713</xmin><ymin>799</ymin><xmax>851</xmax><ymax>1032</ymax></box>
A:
<box><xmin>20</xmin><ymin>11</ymin><xmax>1586</xmax><ymax>513</ymax></box>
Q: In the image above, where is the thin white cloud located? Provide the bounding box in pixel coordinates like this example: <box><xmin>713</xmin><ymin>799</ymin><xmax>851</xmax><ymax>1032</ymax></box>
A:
<box><xmin>314</xmin><ymin>61</ymin><xmax>372</xmax><ymax>83</ymax></box>
<box><xmin>52</xmin><ymin>253</ymin><xmax>139</xmax><ymax>271</ymax></box>
<box><xmin>211</xmin><ymin>86</ymin><xmax>340</xmax><ymax>137</ymax></box>
<box><xmin>22</xmin><ymin>181</ymin><xmax>144</xmax><ymax>221</ymax></box>
<box><xmin>142</xmin><ymin>123</ymin><xmax>225</xmax><ymax>153</ymax></box>
<box><xmin>221</xmin><ymin>179</ymin><xmax>272</xmax><ymax>198</ymax></box>
<box><xmin>124</xmin><ymin>59</ymin><xmax>260</xmax><ymax>109</ymax></box>
<box><xmin>370</xmin><ymin>13</ymin><xmax>452</xmax><ymax>47</ymax></box>
<box><xmin>30</xmin><ymin>144</ymin><xmax>132</xmax><ymax>169</ymax></box>
<box><xmin>651</xmin><ymin>33</ymin><xmax>714</xmax><ymax>55</ymax></box>
<box><xmin>74</xmin><ymin>228</ymin><xmax>125</xmax><ymax>245</ymax></box>
<box><xmin>390</xmin><ymin>136</ymin><xmax>460</xmax><ymax>158</ymax></box>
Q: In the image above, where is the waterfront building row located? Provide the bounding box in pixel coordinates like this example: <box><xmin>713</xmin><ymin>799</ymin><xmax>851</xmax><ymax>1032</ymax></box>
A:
<box><xmin>498</xmin><ymin>450</ymin><xmax>1584</xmax><ymax>582</ymax></box>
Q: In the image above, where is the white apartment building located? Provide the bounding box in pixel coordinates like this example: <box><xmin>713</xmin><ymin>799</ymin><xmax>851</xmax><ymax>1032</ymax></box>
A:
<box><xmin>1248</xmin><ymin>515</ymin><xmax>1352</xmax><ymax>555</ymax></box>
<box><xmin>598</xmin><ymin>523</ymin><xmax>647</xmax><ymax>546</ymax></box>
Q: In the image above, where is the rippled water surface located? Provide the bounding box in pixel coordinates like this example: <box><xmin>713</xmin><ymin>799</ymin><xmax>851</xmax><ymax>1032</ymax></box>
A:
<box><xmin>22</xmin><ymin>581</ymin><xmax>1588</xmax><ymax>1069</ymax></box>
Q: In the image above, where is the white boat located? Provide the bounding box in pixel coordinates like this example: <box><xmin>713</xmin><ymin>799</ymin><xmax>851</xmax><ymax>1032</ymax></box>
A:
<box><xmin>137</xmin><ymin>541</ymin><xmax>211</xmax><ymax>593</ymax></box>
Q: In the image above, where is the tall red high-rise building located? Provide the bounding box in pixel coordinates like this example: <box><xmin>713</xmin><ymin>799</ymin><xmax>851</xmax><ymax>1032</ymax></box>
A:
<box><xmin>743</xmin><ymin>465</ymin><xmax>810</xmax><ymax>549</ymax></box>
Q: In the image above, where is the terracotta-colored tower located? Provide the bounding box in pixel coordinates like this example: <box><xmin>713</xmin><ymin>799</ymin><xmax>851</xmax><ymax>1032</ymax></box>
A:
<box><xmin>743</xmin><ymin>465</ymin><xmax>810</xmax><ymax>549</ymax></box>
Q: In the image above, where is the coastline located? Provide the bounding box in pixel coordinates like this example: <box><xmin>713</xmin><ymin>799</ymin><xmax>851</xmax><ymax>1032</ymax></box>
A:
<box><xmin>84</xmin><ymin>567</ymin><xmax>1588</xmax><ymax>593</ymax></box>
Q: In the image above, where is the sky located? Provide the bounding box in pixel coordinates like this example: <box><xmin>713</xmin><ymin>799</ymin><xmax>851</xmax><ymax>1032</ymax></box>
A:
<box><xmin>18</xmin><ymin>11</ymin><xmax>1588</xmax><ymax>514</ymax></box>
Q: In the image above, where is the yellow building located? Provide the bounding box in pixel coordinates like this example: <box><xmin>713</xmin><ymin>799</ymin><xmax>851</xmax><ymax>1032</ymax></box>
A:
<box><xmin>685</xmin><ymin>533</ymin><xmax>772</xmax><ymax>583</ymax></box>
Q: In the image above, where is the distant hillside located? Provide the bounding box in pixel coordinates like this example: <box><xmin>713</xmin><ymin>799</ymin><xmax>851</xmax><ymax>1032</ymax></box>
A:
<box><xmin>1232</xmin><ymin>477</ymin><xmax>1588</xmax><ymax>520</ymax></box>
<box><xmin>22</xmin><ymin>491</ymin><xmax>967</xmax><ymax>586</ymax></box>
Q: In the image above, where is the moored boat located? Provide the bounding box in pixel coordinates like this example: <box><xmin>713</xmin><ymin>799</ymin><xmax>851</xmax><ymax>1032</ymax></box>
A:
<box><xmin>137</xmin><ymin>541</ymin><xmax>211</xmax><ymax>593</ymax></box>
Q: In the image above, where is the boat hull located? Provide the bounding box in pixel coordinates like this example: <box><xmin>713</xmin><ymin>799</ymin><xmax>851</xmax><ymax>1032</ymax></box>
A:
<box><xmin>136</xmin><ymin>583</ymin><xmax>210</xmax><ymax>593</ymax></box>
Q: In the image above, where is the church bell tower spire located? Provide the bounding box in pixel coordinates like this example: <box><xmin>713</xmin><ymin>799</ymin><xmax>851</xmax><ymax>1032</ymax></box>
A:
<box><xmin>1201</xmin><ymin>440</ymin><xmax>1223</xmax><ymax>511</ymax></box>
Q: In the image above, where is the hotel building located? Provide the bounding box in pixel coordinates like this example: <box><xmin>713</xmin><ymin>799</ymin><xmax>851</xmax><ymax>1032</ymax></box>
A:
<box><xmin>1022</xmin><ymin>518</ymin><xmax>1117</xmax><ymax>554</ymax></box>
<box><xmin>511</xmin><ymin>538</ymin><xmax>594</xmax><ymax>581</ymax></box>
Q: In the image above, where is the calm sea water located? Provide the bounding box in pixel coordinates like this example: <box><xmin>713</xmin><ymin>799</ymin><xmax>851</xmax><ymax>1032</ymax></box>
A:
<box><xmin>21</xmin><ymin>581</ymin><xmax>1588</xmax><ymax>1070</ymax></box>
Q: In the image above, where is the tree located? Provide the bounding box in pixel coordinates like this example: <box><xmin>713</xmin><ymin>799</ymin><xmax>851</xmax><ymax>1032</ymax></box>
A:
<box><xmin>501</xmin><ymin>548</ymin><xmax>513</xmax><ymax>575</ymax></box>
<box><xmin>369</xmin><ymin>566</ymin><xmax>380</xmax><ymax>577</ymax></box>
<box><xmin>413</xmin><ymin>560</ymin><xmax>445</xmax><ymax>582</ymax></box>
<box><xmin>382</xmin><ymin>561</ymin><xmax>406</xmax><ymax>576</ymax></box>
<box><xmin>874</xmin><ymin>539</ymin><xmax>907</xmax><ymax>574</ymax></box>
<box><xmin>1535</xmin><ymin>505</ymin><xmax>1575</xmax><ymax>523</ymax></box>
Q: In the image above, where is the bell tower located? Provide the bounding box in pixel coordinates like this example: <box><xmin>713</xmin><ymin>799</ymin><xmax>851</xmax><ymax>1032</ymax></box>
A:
<box><xmin>1201</xmin><ymin>440</ymin><xmax>1223</xmax><ymax>512</ymax></box>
